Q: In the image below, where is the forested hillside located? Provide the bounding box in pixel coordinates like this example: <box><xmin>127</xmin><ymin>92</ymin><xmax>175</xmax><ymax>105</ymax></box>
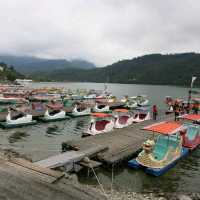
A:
<box><xmin>32</xmin><ymin>53</ymin><xmax>200</xmax><ymax>86</ymax></box>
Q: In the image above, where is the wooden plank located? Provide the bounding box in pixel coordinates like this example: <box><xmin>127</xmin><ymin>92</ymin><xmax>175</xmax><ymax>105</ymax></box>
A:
<box><xmin>10</xmin><ymin>158</ymin><xmax>64</xmax><ymax>179</ymax></box>
<box><xmin>35</xmin><ymin>145</ymin><xmax>107</xmax><ymax>170</ymax></box>
<box><xmin>4</xmin><ymin>161</ymin><xmax>57</xmax><ymax>183</ymax></box>
<box><xmin>35</xmin><ymin>151</ymin><xmax>85</xmax><ymax>169</ymax></box>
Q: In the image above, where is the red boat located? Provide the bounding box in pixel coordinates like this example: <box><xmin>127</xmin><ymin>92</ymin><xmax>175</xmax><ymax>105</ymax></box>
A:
<box><xmin>179</xmin><ymin>114</ymin><xmax>200</xmax><ymax>150</ymax></box>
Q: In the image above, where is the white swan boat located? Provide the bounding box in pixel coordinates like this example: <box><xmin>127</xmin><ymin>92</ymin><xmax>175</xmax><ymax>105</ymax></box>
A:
<box><xmin>121</xmin><ymin>96</ymin><xmax>138</xmax><ymax>109</ymax></box>
<box><xmin>0</xmin><ymin>110</ymin><xmax>37</xmax><ymax>128</ymax></box>
<box><xmin>113</xmin><ymin>109</ymin><xmax>133</xmax><ymax>129</ymax></box>
<box><xmin>132</xmin><ymin>108</ymin><xmax>151</xmax><ymax>123</ymax></box>
<box><xmin>68</xmin><ymin>105</ymin><xmax>91</xmax><ymax>117</ymax></box>
<box><xmin>92</xmin><ymin>103</ymin><xmax>110</xmax><ymax>113</ymax></box>
<box><xmin>137</xmin><ymin>95</ymin><xmax>149</xmax><ymax>106</ymax></box>
<box><xmin>84</xmin><ymin>113</ymin><xmax>114</xmax><ymax>136</ymax></box>
<box><xmin>40</xmin><ymin>109</ymin><xmax>68</xmax><ymax>122</ymax></box>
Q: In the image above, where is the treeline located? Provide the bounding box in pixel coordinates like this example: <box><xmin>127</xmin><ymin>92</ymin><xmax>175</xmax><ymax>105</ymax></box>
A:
<box><xmin>0</xmin><ymin>62</ymin><xmax>24</xmax><ymax>82</ymax></box>
<box><xmin>31</xmin><ymin>53</ymin><xmax>200</xmax><ymax>86</ymax></box>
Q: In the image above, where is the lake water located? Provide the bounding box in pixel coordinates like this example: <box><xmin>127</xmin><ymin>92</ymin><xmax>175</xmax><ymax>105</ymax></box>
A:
<box><xmin>0</xmin><ymin>82</ymin><xmax>199</xmax><ymax>193</ymax></box>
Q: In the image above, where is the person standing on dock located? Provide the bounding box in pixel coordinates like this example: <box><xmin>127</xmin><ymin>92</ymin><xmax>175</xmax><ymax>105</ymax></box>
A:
<box><xmin>152</xmin><ymin>105</ymin><xmax>158</xmax><ymax>120</ymax></box>
<box><xmin>174</xmin><ymin>106</ymin><xmax>180</xmax><ymax>121</ymax></box>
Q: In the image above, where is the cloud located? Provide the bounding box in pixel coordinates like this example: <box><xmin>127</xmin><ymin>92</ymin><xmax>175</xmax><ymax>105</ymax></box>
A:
<box><xmin>0</xmin><ymin>0</ymin><xmax>200</xmax><ymax>66</ymax></box>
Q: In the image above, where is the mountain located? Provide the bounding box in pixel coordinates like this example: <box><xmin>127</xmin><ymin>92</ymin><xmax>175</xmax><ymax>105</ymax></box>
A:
<box><xmin>31</xmin><ymin>53</ymin><xmax>200</xmax><ymax>86</ymax></box>
<box><xmin>0</xmin><ymin>55</ymin><xmax>96</xmax><ymax>73</ymax></box>
<box><xmin>0</xmin><ymin>62</ymin><xmax>24</xmax><ymax>82</ymax></box>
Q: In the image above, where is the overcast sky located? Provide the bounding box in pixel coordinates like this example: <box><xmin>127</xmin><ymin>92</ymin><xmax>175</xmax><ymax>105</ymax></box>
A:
<box><xmin>0</xmin><ymin>0</ymin><xmax>200</xmax><ymax>66</ymax></box>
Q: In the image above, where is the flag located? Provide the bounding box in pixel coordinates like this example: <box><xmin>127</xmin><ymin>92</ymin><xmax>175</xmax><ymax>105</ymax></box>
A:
<box><xmin>191</xmin><ymin>76</ymin><xmax>197</xmax><ymax>88</ymax></box>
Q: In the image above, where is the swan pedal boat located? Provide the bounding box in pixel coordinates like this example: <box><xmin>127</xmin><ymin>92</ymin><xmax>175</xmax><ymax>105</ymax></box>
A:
<box><xmin>0</xmin><ymin>110</ymin><xmax>37</xmax><ymax>128</ymax></box>
<box><xmin>67</xmin><ymin>105</ymin><xmax>91</xmax><ymax>117</ymax></box>
<box><xmin>83</xmin><ymin>113</ymin><xmax>114</xmax><ymax>136</ymax></box>
<box><xmin>136</xmin><ymin>95</ymin><xmax>149</xmax><ymax>107</ymax></box>
<box><xmin>132</xmin><ymin>107</ymin><xmax>151</xmax><ymax>123</ymax></box>
<box><xmin>113</xmin><ymin>109</ymin><xmax>133</xmax><ymax>129</ymax></box>
<box><xmin>128</xmin><ymin>121</ymin><xmax>189</xmax><ymax>176</ymax></box>
<box><xmin>92</xmin><ymin>103</ymin><xmax>111</xmax><ymax>113</ymax></box>
<box><xmin>121</xmin><ymin>96</ymin><xmax>138</xmax><ymax>109</ymax></box>
<box><xmin>179</xmin><ymin>114</ymin><xmax>200</xmax><ymax>150</ymax></box>
<box><xmin>39</xmin><ymin>109</ymin><xmax>69</xmax><ymax>122</ymax></box>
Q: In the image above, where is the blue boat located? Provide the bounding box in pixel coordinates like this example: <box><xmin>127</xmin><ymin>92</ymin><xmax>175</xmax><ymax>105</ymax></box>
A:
<box><xmin>128</xmin><ymin>121</ymin><xmax>189</xmax><ymax>176</ymax></box>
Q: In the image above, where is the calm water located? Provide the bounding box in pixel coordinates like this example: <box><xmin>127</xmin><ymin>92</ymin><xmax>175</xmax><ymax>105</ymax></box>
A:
<box><xmin>0</xmin><ymin>82</ymin><xmax>199</xmax><ymax>193</ymax></box>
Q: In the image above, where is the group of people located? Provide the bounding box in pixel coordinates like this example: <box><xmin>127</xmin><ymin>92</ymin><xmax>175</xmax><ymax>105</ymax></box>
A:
<box><xmin>174</xmin><ymin>102</ymin><xmax>199</xmax><ymax>121</ymax></box>
<box><xmin>152</xmin><ymin>102</ymin><xmax>199</xmax><ymax>121</ymax></box>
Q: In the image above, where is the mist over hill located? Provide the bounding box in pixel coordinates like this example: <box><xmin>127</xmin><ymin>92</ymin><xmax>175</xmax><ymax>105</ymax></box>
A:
<box><xmin>30</xmin><ymin>53</ymin><xmax>200</xmax><ymax>86</ymax></box>
<box><xmin>0</xmin><ymin>55</ymin><xmax>96</xmax><ymax>73</ymax></box>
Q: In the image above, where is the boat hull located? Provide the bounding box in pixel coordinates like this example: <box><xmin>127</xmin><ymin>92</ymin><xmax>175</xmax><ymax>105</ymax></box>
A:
<box><xmin>67</xmin><ymin>107</ymin><xmax>91</xmax><ymax>117</ymax></box>
<box><xmin>39</xmin><ymin>116</ymin><xmax>69</xmax><ymax>122</ymax></box>
<box><xmin>86</xmin><ymin>120</ymin><xmax>114</xmax><ymax>135</ymax></box>
<box><xmin>128</xmin><ymin>147</ymin><xmax>189</xmax><ymax>176</ymax></box>
<box><xmin>132</xmin><ymin>112</ymin><xmax>151</xmax><ymax>123</ymax></box>
<box><xmin>114</xmin><ymin>116</ymin><xmax>133</xmax><ymax>129</ymax></box>
<box><xmin>0</xmin><ymin>120</ymin><xmax>37</xmax><ymax>128</ymax></box>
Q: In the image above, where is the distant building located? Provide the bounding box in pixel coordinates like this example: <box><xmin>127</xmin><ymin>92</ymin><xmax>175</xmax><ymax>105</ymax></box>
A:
<box><xmin>0</xmin><ymin>66</ymin><xmax>4</xmax><ymax>71</ymax></box>
<box><xmin>15</xmin><ymin>79</ymin><xmax>33</xmax><ymax>86</ymax></box>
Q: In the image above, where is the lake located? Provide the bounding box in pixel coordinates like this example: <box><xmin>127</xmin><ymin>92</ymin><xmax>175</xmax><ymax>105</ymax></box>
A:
<box><xmin>0</xmin><ymin>82</ymin><xmax>199</xmax><ymax>193</ymax></box>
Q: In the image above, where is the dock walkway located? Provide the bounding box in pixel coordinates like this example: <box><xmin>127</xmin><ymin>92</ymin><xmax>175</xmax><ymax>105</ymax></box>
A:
<box><xmin>63</xmin><ymin>113</ymin><xmax>173</xmax><ymax>165</ymax></box>
<box><xmin>64</xmin><ymin>121</ymin><xmax>151</xmax><ymax>165</ymax></box>
<box><xmin>0</xmin><ymin>156</ymin><xmax>105</xmax><ymax>200</ymax></box>
<box><xmin>35</xmin><ymin>144</ymin><xmax>107</xmax><ymax>170</ymax></box>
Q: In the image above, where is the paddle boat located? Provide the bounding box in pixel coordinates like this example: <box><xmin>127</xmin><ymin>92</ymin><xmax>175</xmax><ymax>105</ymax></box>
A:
<box><xmin>92</xmin><ymin>103</ymin><xmax>110</xmax><ymax>113</ymax></box>
<box><xmin>179</xmin><ymin>114</ymin><xmax>200</xmax><ymax>150</ymax></box>
<box><xmin>0</xmin><ymin>95</ymin><xmax>27</xmax><ymax>105</ymax></box>
<box><xmin>113</xmin><ymin>109</ymin><xmax>133</xmax><ymax>129</ymax></box>
<box><xmin>0</xmin><ymin>109</ymin><xmax>37</xmax><ymax>128</ymax></box>
<box><xmin>132</xmin><ymin>107</ymin><xmax>151</xmax><ymax>123</ymax></box>
<box><xmin>38</xmin><ymin>102</ymin><xmax>67</xmax><ymax>122</ymax></box>
<box><xmin>128</xmin><ymin>121</ymin><xmax>189</xmax><ymax>176</ymax></box>
<box><xmin>137</xmin><ymin>95</ymin><xmax>149</xmax><ymax>107</ymax></box>
<box><xmin>68</xmin><ymin>104</ymin><xmax>91</xmax><ymax>117</ymax></box>
<box><xmin>84</xmin><ymin>113</ymin><xmax>114</xmax><ymax>136</ymax></box>
<box><xmin>121</xmin><ymin>96</ymin><xmax>138</xmax><ymax>109</ymax></box>
<box><xmin>40</xmin><ymin>109</ymin><xmax>68</xmax><ymax>122</ymax></box>
<box><xmin>127</xmin><ymin>97</ymin><xmax>138</xmax><ymax>108</ymax></box>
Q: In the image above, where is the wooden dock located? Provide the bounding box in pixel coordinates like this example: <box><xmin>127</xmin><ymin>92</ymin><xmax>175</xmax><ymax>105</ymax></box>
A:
<box><xmin>0</xmin><ymin>155</ymin><xmax>106</xmax><ymax>200</ymax></box>
<box><xmin>35</xmin><ymin>145</ymin><xmax>108</xmax><ymax>171</ymax></box>
<box><xmin>62</xmin><ymin>121</ymin><xmax>154</xmax><ymax>165</ymax></box>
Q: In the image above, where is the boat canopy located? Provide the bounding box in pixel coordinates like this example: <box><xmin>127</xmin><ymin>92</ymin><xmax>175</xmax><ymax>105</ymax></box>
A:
<box><xmin>143</xmin><ymin>121</ymin><xmax>183</xmax><ymax>135</ymax></box>
<box><xmin>179</xmin><ymin>114</ymin><xmax>200</xmax><ymax>121</ymax></box>
<box><xmin>91</xmin><ymin>113</ymin><xmax>113</xmax><ymax>118</ymax></box>
<box><xmin>113</xmin><ymin>109</ymin><xmax>129</xmax><ymax>113</ymax></box>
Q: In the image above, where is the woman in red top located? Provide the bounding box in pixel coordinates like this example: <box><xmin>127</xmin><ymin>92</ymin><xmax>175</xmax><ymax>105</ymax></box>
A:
<box><xmin>152</xmin><ymin>105</ymin><xmax>158</xmax><ymax>120</ymax></box>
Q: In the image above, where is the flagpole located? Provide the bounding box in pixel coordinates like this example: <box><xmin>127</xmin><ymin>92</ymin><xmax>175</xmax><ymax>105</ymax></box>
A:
<box><xmin>188</xmin><ymin>76</ymin><xmax>197</xmax><ymax>109</ymax></box>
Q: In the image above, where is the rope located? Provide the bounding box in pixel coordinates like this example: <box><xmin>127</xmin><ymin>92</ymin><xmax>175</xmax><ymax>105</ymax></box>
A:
<box><xmin>85</xmin><ymin>157</ymin><xmax>108</xmax><ymax>199</ymax></box>
<box><xmin>110</xmin><ymin>164</ymin><xmax>114</xmax><ymax>200</ymax></box>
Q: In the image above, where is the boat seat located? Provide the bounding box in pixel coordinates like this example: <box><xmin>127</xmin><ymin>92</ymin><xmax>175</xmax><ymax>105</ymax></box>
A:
<box><xmin>139</xmin><ymin>113</ymin><xmax>147</xmax><ymax>119</ymax></box>
<box><xmin>119</xmin><ymin>116</ymin><xmax>129</xmax><ymax>124</ymax></box>
<box><xmin>153</xmin><ymin>136</ymin><xmax>179</xmax><ymax>160</ymax></box>
<box><xmin>11</xmin><ymin>113</ymin><xmax>25</xmax><ymax>120</ymax></box>
<box><xmin>98</xmin><ymin>105</ymin><xmax>106</xmax><ymax>109</ymax></box>
<box><xmin>186</xmin><ymin>126</ymin><xmax>199</xmax><ymax>141</ymax></box>
<box><xmin>95</xmin><ymin>120</ymin><xmax>110</xmax><ymax>131</ymax></box>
